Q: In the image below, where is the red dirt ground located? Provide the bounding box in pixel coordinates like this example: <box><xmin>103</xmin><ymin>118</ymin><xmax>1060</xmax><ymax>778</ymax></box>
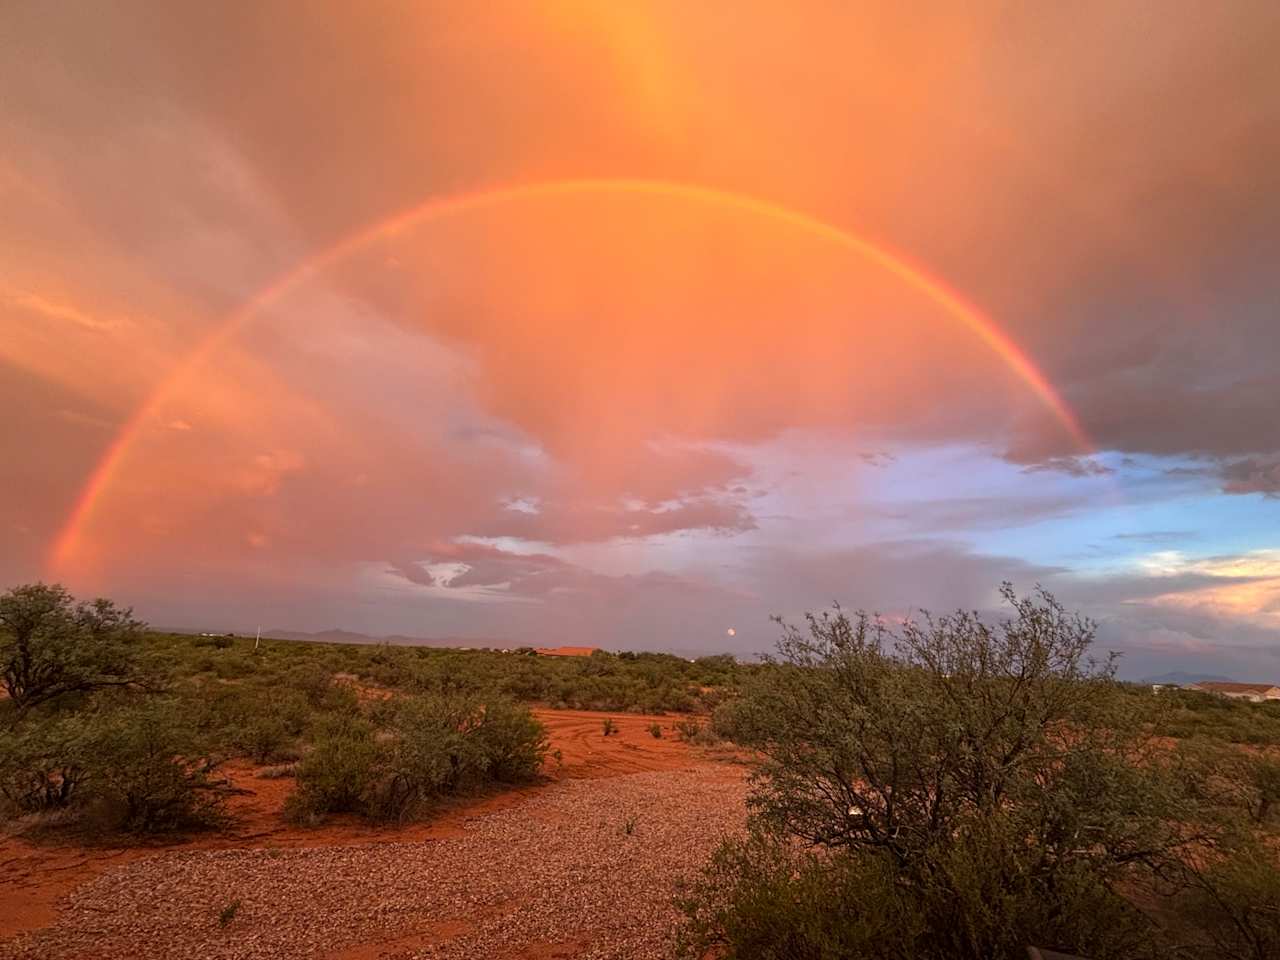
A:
<box><xmin>0</xmin><ymin>708</ymin><xmax>713</xmax><ymax>944</ymax></box>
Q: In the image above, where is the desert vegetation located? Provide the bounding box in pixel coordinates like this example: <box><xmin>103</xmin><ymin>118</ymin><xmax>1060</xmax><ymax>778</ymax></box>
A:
<box><xmin>284</xmin><ymin>692</ymin><xmax>548</xmax><ymax>824</ymax></box>
<box><xmin>679</xmin><ymin>585</ymin><xmax>1280</xmax><ymax>960</ymax></box>
<box><xmin>0</xmin><ymin>582</ymin><xmax>743</xmax><ymax>840</ymax></box>
<box><xmin>5</xmin><ymin>581</ymin><xmax>1280</xmax><ymax>960</ymax></box>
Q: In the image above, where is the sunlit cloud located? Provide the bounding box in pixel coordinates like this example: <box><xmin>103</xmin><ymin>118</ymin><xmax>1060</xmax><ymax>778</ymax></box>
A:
<box><xmin>1</xmin><ymin>3</ymin><xmax>1278</xmax><ymax>671</ymax></box>
<box><xmin>1130</xmin><ymin>549</ymin><xmax>1280</xmax><ymax>629</ymax></box>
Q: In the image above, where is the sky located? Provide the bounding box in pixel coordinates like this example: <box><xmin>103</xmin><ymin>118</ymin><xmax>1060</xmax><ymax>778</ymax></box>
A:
<box><xmin>3</xmin><ymin>2</ymin><xmax>1279</xmax><ymax>679</ymax></box>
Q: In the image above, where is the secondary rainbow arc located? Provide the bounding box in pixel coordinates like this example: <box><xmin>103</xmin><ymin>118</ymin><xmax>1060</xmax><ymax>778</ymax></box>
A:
<box><xmin>48</xmin><ymin>177</ymin><xmax>1093</xmax><ymax>572</ymax></box>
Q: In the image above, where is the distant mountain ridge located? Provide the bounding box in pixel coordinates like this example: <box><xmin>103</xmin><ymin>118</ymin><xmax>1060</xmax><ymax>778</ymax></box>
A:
<box><xmin>1138</xmin><ymin>671</ymin><xmax>1236</xmax><ymax>686</ymax></box>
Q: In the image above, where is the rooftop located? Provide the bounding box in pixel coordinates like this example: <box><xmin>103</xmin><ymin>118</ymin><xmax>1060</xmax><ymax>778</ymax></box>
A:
<box><xmin>1191</xmin><ymin>681</ymin><xmax>1279</xmax><ymax>694</ymax></box>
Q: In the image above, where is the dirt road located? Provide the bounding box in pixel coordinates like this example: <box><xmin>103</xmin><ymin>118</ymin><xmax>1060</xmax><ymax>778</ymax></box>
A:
<box><xmin>0</xmin><ymin>710</ymin><xmax>747</xmax><ymax>960</ymax></box>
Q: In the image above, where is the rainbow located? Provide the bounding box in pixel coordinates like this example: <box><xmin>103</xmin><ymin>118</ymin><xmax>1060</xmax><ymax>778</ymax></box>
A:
<box><xmin>48</xmin><ymin>177</ymin><xmax>1091</xmax><ymax>572</ymax></box>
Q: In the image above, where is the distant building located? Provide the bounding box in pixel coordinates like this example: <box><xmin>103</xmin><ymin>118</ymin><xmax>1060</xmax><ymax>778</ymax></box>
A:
<box><xmin>534</xmin><ymin>645</ymin><xmax>600</xmax><ymax>658</ymax></box>
<box><xmin>1150</xmin><ymin>683</ymin><xmax>1180</xmax><ymax>693</ymax></box>
<box><xmin>1188</xmin><ymin>681</ymin><xmax>1280</xmax><ymax>703</ymax></box>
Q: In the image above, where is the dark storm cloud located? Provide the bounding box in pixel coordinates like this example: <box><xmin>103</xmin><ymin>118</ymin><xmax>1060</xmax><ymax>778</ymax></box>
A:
<box><xmin>1220</xmin><ymin>455</ymin><xmax>1280</xmax><ymax>498</ymax></box>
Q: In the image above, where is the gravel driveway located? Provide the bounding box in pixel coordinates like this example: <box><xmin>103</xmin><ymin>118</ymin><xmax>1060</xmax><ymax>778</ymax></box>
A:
<box><xmin>1</xmin><ymin>767</ymin><xmax>747</xmax><ymax>960</ymax></box>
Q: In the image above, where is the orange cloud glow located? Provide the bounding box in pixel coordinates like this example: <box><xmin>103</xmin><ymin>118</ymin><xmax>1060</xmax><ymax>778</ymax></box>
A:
<box><xmin>48</xmin><ymin>178</ymin><xmax>1090</xmax><ymax>576</ymax></box>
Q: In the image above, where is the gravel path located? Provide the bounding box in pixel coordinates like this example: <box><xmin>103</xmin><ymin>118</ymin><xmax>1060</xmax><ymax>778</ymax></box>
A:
<box><xmin>1</xmin><ymin>767</ymin><xmax>747</xmax><ymax>960</ymax></box>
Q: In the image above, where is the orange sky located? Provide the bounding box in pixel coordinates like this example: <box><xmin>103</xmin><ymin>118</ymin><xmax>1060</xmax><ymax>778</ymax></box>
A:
<box><xmin>3</xmin><ymin>2</ymin><xmax>1279</xmax><ymax>675</ymax></box>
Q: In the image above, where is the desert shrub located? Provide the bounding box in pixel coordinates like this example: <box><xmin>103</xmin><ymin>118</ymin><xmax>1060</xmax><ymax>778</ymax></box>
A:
<box><xmin>470</xmin><ymin>697</ymin><xmax>547</xmax><ymax>782</ymax></box>
<box><xmin>680</xmin><ymin>827</ymin><xmax>1159</xmax><ymax>960</ymax></box>
<box><xmin>275</xmin><ymin>688</ymin><xmax>313</xmax><ymax>733</ymax></box>
<box><xmin>230</xmin><ymin>714</ymin><xmax>294</xmax><ymax>764</ymax></box>
<box><xmin>673</xmin><ymin>718</ymin><xmax>702</xmax><ymax>741</ymax></box>
<box><xmin>361</xmin><ymin>648</ymin><xmax>416</xmax><ymax>689</ymax></box>
<box><xmin>602</xmin><ymin>717</ymin><xmax>617</xmax><ymax>737</ymax></box>
<box><xmin>709</xmin><ymin>698</ymin><xmax>743</xmax><ymax>736</ymax></box>
<box><xmin>1177</xmin><ymin>840</ymin><xmax>1280</xmax><ymax>960</ymax></box>
<box><xmin>315</xmin><ymin>679</ymin><xmax>361</xmax><ymax>717</ymax></box>
<box><xmin>210</xmin><ymin>653</ymin><xmax>256</xmax><ymax>680</ymax></box>
<box><xmin>679</xmin><ymin>833</ymin><xmax>925</xmax><ymax>960</ymax></box>
<box><xmin>1176</xmin><ymin>737</ymin><xmax>1280</xmax><ymax>826</ymax></box>
<box><xmin>672</xmin><ymin>717</ymin><xmax>721</xmax><ymax>746</ymax></box>
<box><xmin>284</xmin><ymin>715</ymin><xmax>384</xmax><ymax>823</ymax></box>
<box><xmin>1139</xmin><ymin>689</ymin><xmax>1280</xmax><ymax>746</ymax></box>
<box><xmin>0</xmin><ymin>583</ymin><xmax>147</xmax><ymax>715</ymax></box>
<box><xmin>0</xmin><ymin>714</ymin><xmax>92</xmax><ymax>815</ymax></box>
<box><xmin>681</xmin><ymin>585</ymin><xmax>1280</xmax><ymax>960</ymax></box>
<box><xmin>86</xmin><ymin>699</ymin><xmax>225</xmax><ymax>834</ymax></box>
<box><xmin>284</xmin><ymin>662</ymin><xmax>339</xmax><ymax>708</ymax></box>
<box><xmin>191</xmin><ymin>683</ymin><xmax>306</xmax><ymax>762</ymax></box>
<box><xmin>649</xmin><ymin>722</ymin><xmax>663</xmax><ymax>738</ymax></box>
<box><xmin>372</xmin><ymin>695</ymin><xmax>484</xmax><ymax>820</ymax></box>
<box><xmin>371</xmin><ymin>694</ymin><xmax>546</xmax><ymax>821</ymax></box>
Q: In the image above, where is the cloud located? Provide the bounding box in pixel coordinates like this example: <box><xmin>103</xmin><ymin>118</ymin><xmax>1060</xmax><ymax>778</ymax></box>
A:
<box><xmin>1046</xmin><ymin>549</ymin><xmax>1280</xmax><ymax>678</ymax></box>
<box><xmin>3</xmin><ymin>2</ymin><xmax>1279</xmax><ymax>673</ymax></box>
<box><xmin>4</xmin><ymin>290</ymin><xmax>120</xmax><ymax>333</ymax></box>
<box><xmin>1220</xmin><ymin>455</ymin><xmax>1280</xmax><ymax>498</ymax></box>
<box><xmin>1021</xmin><ymin>456</ymin><xmax>1113</xmax><ymax>478</ymax></box>
<box><xmin>875</xmin><ymin>495</ymin><xmax>1087</xmax><ymax>532</ymax></box>
<box><xmin>859</xmin><ymin>451</ymin><xmax>897</xmax><ymax>468</ymax></box>
<box><xmin>1109</xmin><ymin>531</ymin><xmax>1196</xmax><ymax>544</ymax></box>
<box><xmin>232</xmin><ymin>450</ymin><xmax>306</xmax><ymax>497</ymax></box>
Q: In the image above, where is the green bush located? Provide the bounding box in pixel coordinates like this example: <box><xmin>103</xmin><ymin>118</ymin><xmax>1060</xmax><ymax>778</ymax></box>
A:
<box><xmin>285</xmin><ymin>662</ymin><xmax>339</xmax><ymax>708</ymax></box>
<box><xmin>190</xmin><ymin>683</ymin><xmax>306</xmax><ymax>763</ymax></box>
<box><xmin>372</xmin><ymin>694</ymin><xmax>546</xmax><ymax>822</ymax></box>
<box><xmin>1133</xmin><ymin>687</ymin><xmax>1280</xmax><ymax>747</ymax></box>
<box><xmin>679</xmin><ymin>833</ymin><xmax>924</xmax><ymax>960</ymax></box>
<box><xmin>0</xmin><ymin>714</ymin><xmax>92</xmax><ymax>814</ymax></box>
<box><xmin>673</xmin><ymin>718</ymin><xmax>702</xmax><ymax>741</ymax></box>
<box><xmin>1</xmin><ymin>698</ymin><xmax>225</xmax><ymax>835</ymax></box>
<box><xmin>681</xmin><ymin>585</ymin><xmax>1280</xmax><ymax>960</ymax></box>
<box><xmin>1178</xmin><ymin>840</ymin><xmax>1280</xmax><ymax>960</ymax></box>
<box><xmin>471</xmin><ymin>698</ymin><xmax>547</xmax><ymax>783</ymax></box>
<box><xmin>210</xmin><ymin>654</ymin><xmax>256</xmax><ymax>680</ymax></box>
<box><xmin>0</xmin><ymin>583</ymin><xmax>147</xmax><ymax>715</ymax></box>
<box><xmin>1176</xmin><ymin>737</ymin><xmax>1280</xmax><ymax>826</ymax></box>
<box><xmin>681</xmin><ymin>827</ymin><xmax>1160</xmax><ymax>960</ymax></box>
<box><xmin>285</xmin><ymin>693</ymin><xmax>546</xmax><ymax>824</ymax></box>
<box><xmin>284</xmin><ymin>716</ymin><xmax>384</xmax><ymax>824</ymax></box>
<box><xmin>87</xmin><ymin>700</ymin><xmax>226</xmax><ymax>834</ymax></box>
<box><xmin>230</xmin><ymin>714</ymin><xmax>294</xmax><ymax>764</ymax></box>
<box><xmin>673</xmin><ymin>717</ymin><xmax>721</xmax><ymax>745</ymax></box>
